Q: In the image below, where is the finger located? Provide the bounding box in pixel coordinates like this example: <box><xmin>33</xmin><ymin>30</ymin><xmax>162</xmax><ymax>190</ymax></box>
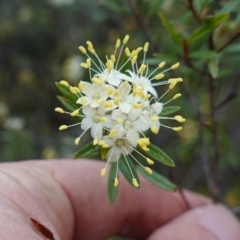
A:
<box><xmin>44</xmin><ymin>160</ymin><xmax>210</xmax><ymax>239</ymax></box>
<box><xmin>0</xmin><ymin>160</ymin><xmax>210</xmax><ymax>240</ymax></box>
<box><xmin>147</xmin><ymin>204</ymin><xmax>240</xmax><ymax>240</ymax></box>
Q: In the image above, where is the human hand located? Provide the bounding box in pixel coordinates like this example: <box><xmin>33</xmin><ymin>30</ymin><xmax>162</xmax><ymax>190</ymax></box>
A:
<box><xmin>0</xmin><ymin>160</ymin><xmax>239</xmax><ymax>240</ymax></box>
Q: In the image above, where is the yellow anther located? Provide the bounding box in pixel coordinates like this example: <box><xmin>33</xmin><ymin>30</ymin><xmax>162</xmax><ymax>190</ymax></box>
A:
<box><xmin>169</xmin><ymin>80</ymin><xmax>177</xmax><ymax>89</ymax></box>
<box><xmin>70</xmin><ymin>86</ymin><xmax>79</xmax><ymax>94</ymax></box>
<box><xmin>146</xmin><ymin>158</ymin><xmax>154</xmax><ymax>165</ymax></box>
<box><xmin>159</xmin><ymin>62</ymin><xmax>166</xmax><ymax>68</ymax></box>
<box><xmin>55</xmin><ymin>107</ymin><xmax>64</xmax><ymax>113</ymax></box>
<box><xmin>116</xmin><ymin>118</ymin><xmax>123</xmax><ymax>123</ymax></box>
<box><xmin>125</xmin><ymin>47</ymin><xmax>131</xmax><ymax>56</ymax></box>
<box><xmin>114</xmin><ymin>178</ymin><xmax>119</xmax><ymax>187</ymax></box>
<box><xmin>60</xmin><ymin>80</ymin><xmax>69</xmax><ymax>86</ymax></box>
<box><xmin>145</xmin><ymin>167</ymin><xmax>153</xmax><ymax>174</ymax></box>
<box><xmin>109</xmin><ymin>129</ymin><xmax>117</xmax><ymax>138</ymax></box>
<box><xmin>133</xmin><ymin>103</ymin><xmax>142</xmax><ymax>109</ymax></box>
<box><xmin>97</xmin><ymin>99</ymin><xmax>103</xmax><ymax>105</ymax></box>
<box><xmin>93</xmin><ymin>139</ymin><xmax>98</xmax><ymax>145</ymax></box>
<box><xmin>103</xmin><ymin>144</ymin><xmax>108</xmax><ymax>148</ymax></box>
<box><xmin>136</xmin><ymin>47</ymin><xmax>143</xmax><ymax>54</ymax></box>
<box><xmin>171</xmin><ymin>62</ymin><xmax>180</xmax><ymax>69</ymax></box>
<box><xmin>104</xmin><ymin>101</ymin><xmax>113</xmax><ymax>108</ymax></box>
<box><xmin>142</xmin><ymin>147</ymin><xmax>150</xmax><ymax>151</ymax></box>
<box><xmin>123</xmin><ymin>35</ymin><xmax>130</xmax><ymax>44</ymax></box>
<box><xmin>78</xmin><ymin>82</ymin><xmax>84</xmax><ymax>90</ymax></box>
<box><xmin>143</xmin><ymin>42</ymin><xmax>149</xmax><ymax>52</ymax></box>
<box><xmin>98</xmin><ymin>140</ymin><xmax>105</xmax><ymax>146</ymax></box>
<box><xmin>100</xmin><ymin>168</ymin><xmax>107</xmax><ymax>177</ymax></box>
<box><xmin>59</xmin><ymin>125</ymin><xmax>68</xmax><ymax>131</ymax></box>
<box><xmin>114</xmin><ymin>99</ymin><xmax>120</xmax><ymax>106</ymax></box>
<box><xmin>107</xmin><ymin>88</ymin><xmax>114</xmax><ymax>95</ymax></box>
<box><xmin>115</xmin><ymin>39</ymin><xmax>121</xmax><ymax>48</ymax></box>
<box><xmin>131</xmin><ymin>56</ymin><xmax>137</xmax><ymax>65</ymax></box>
<box><xmin>138</xmin><ymin>138</ymin><xmax>150</xmax><ymax>145</ymax></box>
<box><xmin>173</xmin><ymin>127</ymin><xmax>183</xmax><ymax>131</ymax></box>
<box><xmin>71</xmin><ymin>109</ymin><xmax>79</xmax><ymax>117</ymax></box>
<box><xmin>155</xmin><ymin>73</ymin><xmax>165</xmax><ymax>80</ymax></box>
<box><xmin>78</xmin><ymin>46</ymin><xmax>86</xmax><ymax>54</ymax></box>
<box><xmin>88</xmin><ymin>46</ymin><xmax>95</xmax><ymax>54</ymax></box>
<box><xmin>80</xmin><ymin>63</ymin><xmax>89</xmax><ymax>69</ymax></box>
<box><xmin>174</xmin><ymin>115</ymin><xmax>186</xmax><ymax>123</ymax></box>
<box><xmin>138</xmin><ymin>64</ymin><xmax>146</xmax><ymax>74</ymax></box>
<box><xmin>150</xmin><ymin>116</ymin><xmax>159</xmax><ymax>121</ymax></box>
<box><xmin>92</xmin><ymin>77</ymin><xmax>101</xmax><ymax>84</ymax></box>
<box><xmin>130</xmin><ymin>50</ymin><xmax>136</xmax><ymax>57</ymax></box>
<box><xmin>86</xmin><ymin>58</ymin><xmax>91</xmax><ymax>67</ymax></box>
<box><xmin>151</xmin><ymin>125</ymin><xmax>159</xmax><ymax>134</ymax></box>
<box><xmin>111</xmin><ymin>55</ymin><xmax>116</xmax><ymax>62</ymax></box>
<box><xmin>176</xmin><ymin>78</ymin><xmax>183</xmax><ymax>82</ymax></box>
<box><xmin>86</xmin><ymin>41</ymin><xmax>93</xmax><ymax>48</ymax></box>
<box><xmin>100</xmin><ymin>117</ymin><xmax>107</xmax><ymax>122</ymax></box>
<box><xmin>132</xmin><ymin>178</ymin><xmax>139</xmax><ymax>188</ymax></box>
<box><xmin>113</xmin><ymin>90</ymin><xmax>119</xmax><ymax>97</ymax></box>
<box><xmin>144</xmin><ymin>94</ymin><xmax>151</xmax><ymax>100</ymax></box>
<box><xmin>75</xmin><ymin>137</ymin><xmax>80</xmax><ymax>145</ymax></box>
<box><xmin>173</xmin><ymin>93</ymin><xmax>181</xmax><ymax>99</ymax></box>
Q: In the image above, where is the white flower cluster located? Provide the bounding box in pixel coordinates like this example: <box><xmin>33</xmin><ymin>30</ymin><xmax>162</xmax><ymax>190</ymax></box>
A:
<box><xmin>55</xmin><ymin>35</ymin><xmax>185</xmax><ymax>188</ymax></box>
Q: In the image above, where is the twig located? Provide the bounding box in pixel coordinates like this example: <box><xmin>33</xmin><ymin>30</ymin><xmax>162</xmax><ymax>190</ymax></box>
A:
<box><xmin>188</xmin><ymin>0</ymin><xmax>201</xmax><ymax>23</ymax></box>
<box><xmin>217</xmin><ymin>31</ymin><xmax>240</xmax><ymax>53</ymax></box>
<box><xmin>127</xmin><ymin>0</ymin><xmax>159</xmax><ymax>52</ymax></box>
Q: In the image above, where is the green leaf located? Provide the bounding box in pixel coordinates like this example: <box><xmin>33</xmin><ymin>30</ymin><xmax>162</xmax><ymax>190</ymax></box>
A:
<box><xmin>119</xmin><ymin>155</ymin><xmax>140</xmax><ymax>188</ymax></box>
<box><xmin>189</xmin><ymin>50</ymin><xmax>217</xmax><ymax>59</ymax></box>
<box><xmin>55</xmin><ymin>82</ymin><xmax>78</xmax><ymax>106</ymax></box>
<box><xmin>188</xmin><ymin>13</ymin><xmax>229</xmax><ymax>43</ymax></box>
<box><xmin>137</xmin><ymin>166</ymin><xmax>176</xmax><ymax>191</ymax></box>
<box><xmin>140</xmin><ymin>143</ymin><xmax>175</xmax><ymax>167</ymax></box>
<box><xmin>57</xmin><ymin>96</ymin><xmax>78</xmax><ymax>113</ymax></box>
<box><xmin>159</xmin><ymin>12</ymin><xmax>182</xmax><ymax>44</ymax></box>
<box><xmin>160</xmin><ymin>106</ymin><xmax>180</xmax><ymax>116</ymax></box>
<box><xmin>108</xmin><ymin>162</ymin><xmax>119</xmax><ymax>204</ymax></box>
<box><xmin>74</xmin><ymin>141</ymin><xmax>101</xmax><ymax>159</ymax></box>
<box><xmin>208</xmin><ymin>56</ymin><xmax>219</xmax><ymax>78</ymax></box>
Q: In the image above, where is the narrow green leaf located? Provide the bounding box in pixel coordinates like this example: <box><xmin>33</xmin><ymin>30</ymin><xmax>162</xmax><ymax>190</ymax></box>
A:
<box><xmin>74</xmin><ymin>141</ymin><xmax>101</xmax><ymax>159</ymax></box>
<box><xmin>188</xmin><ymin>14</ymin><xmax>229</xmax><ymax>43</ymax></box>
<box><xmin>119</xmin><ymin>155</ymin><xmax>140</xmax><ymax>188</ymax></box>
<box><xmin>208</xmin><ymin>57</ymin><xmax>219</xmax><ymax>78</ymax></box>
<box><xmin>140</xmin><ymin>143</ymin><xmax>175</xmax><ymax>167</ymax></box>
<box><xmin>160</xmin><ymin>106</ymin><xmax>180</xmax><ymax>116</ymax></box>
<box><xmin>137</xmin><ymin>166</ymin><xmax>176</xmax><ymax>191</ymax></box>
<box><xmin>55</xmin><ymin>82</ymin><xmax>78</xmax><ymax>106</ymax></box>
<box><xmin>159</xmin><ymin>12</ymin><xmax>181</xmax><ymax>44</ymax></box>
<box><xmin>108</xmin><ymin>162</ymin><xmax>119</xmax><ymax>204</ymax></box>
<box><xmin>189</xmin><ymin>50</ymin><xmax>217</xmax><ymax>59</ymax></box>
<box><xmin>57</xmin><ymin>96</ymin><xmax>78</xmax><ymax>113</ymax></box>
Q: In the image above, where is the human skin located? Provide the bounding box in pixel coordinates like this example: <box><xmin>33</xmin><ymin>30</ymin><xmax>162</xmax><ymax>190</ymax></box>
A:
<box><xmin>0</xmin><ymin>160</ymin><xmax>239</xmax><ymax>240</ymax></box>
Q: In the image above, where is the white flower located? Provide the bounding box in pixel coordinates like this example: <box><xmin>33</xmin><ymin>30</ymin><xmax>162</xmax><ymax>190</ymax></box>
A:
<box><xmin>80</xmin><ymin>105</ymin><xmax>112</xmax><ymax>144</ymax></box>
<box><xmin>95</xmin><ymin>68</ymin><xmax>129</xmax><ymax>87</ymax></box>
<box><xmin>109</xmin><ymin>108</ymin><xmax>148</xmax><ymax>146</ymax></box>
<box><xmin>76</xmin><ymin>83</ymin><xmax>108</xmax><ymax>108</ymax></box>
<box><xmin>102</xmin><ymin>134</ymin><xmax>134</xmax><ymax>162</ymax></box>
<box><xmin>140</xmin><ymin>102</ymin><xmax>163</xmax><ymax>134</ymax></box>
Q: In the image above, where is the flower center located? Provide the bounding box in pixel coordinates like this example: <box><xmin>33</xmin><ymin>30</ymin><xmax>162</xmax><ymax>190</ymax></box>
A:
<box><xmin>92</xmin><ymin>93</ymin><xmax>100</xmax><ymax>100</ymax></box>
<box><xmin>92</xmin><ymin>114</ymin><xmax>101</xmax><ymax>123</ymax></box>
<box><xmin>141</xmin><ymin>107</ymin><xmax>156</xmax><ymax>119</ymax></box>
<box><xmin>115</xmin><ymin>138</ymin><xmax>125</xmax><ymax>147</ymax></box>
<box><xmin>123</xmin><ymin>119</ymin><xmax>133</xmax><ymax>131</ymax></box>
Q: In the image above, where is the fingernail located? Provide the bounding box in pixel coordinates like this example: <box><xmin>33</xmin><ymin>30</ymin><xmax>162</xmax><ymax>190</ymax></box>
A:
<box><xmin>196</xmin><ymin>204</ymin><xmax>240</xmax><ymax>240</ymax></box>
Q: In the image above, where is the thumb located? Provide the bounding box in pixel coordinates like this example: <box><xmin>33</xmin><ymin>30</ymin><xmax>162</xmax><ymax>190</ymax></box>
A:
<box><xmin>148</xmin><ymin>204</ymin><xmax>240</xmax><ymax>240</ymax></box>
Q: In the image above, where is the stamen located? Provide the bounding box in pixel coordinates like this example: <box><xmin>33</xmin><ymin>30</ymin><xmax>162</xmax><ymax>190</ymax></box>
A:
<box><xmin>60</xmin><ymin>80</ymin><xmax>69</xmax><ymax>86</ymax></box>
<box><xmin>115</xmin><ymin>39</ymin><xmax>121</xmax><ymax>48</ymax></box>
<box><xmin>145</xmin><ymin>167</ymin><xmax>152</xmax><ymax>174</ymax></box>
<box><xmin>75</xmin><ymin>137</ymin><xmax>80</xmax><ymax>145</ymax></box>
<box><xmin>173</xmin><ymin>127</ymin><xmax>182</xmax><ymax>131</ymax></box>
<box><xmin>79</xmin><ymin>46</ymin><xmax>86</xmax><ymax>54</ymax></box>
<box><xmin>159</xmin><ymin>62</ymin><xmax>166</xmax><ymax>68</ymax></box>
<box><xmin>132</xmin><ymin>178</ymin><xmax>139</xmax><ymax>188</ymax></box>
<box><xmin>101</xmin><ymin>168</ymin><xmax>107</xmax><ymax>177</ymax></box>
<box><xmin>59</xmin><ymin>125</ymin><xmax>68</xmax><ymax>130</ymax></box>
<box><xmin>55</xmin><ymin>107</ymin><xmax>64</xmax><ymax>113</ymax></box>
<box><xmin>171</xmin><ymin>62</ymin><xmax>180</xmax><ymax>69</ymax></box>
<box><xmin>146</xmin><ymin>158</ymin><xmax>154</xmax><ymax>165</ymax></box>
<box><xmin>143</xmin><ymin>42</ymin><xmax>149</xmax><ymax>52</ymax></box>
<box><xmin>114</xmin><ymin>178</ymin><xmax>119</xmax><ymax>187</ymax></box>
<box><xmin>123</xmin><ymin>35</ymin><xmax>130</xmax><ymax>44</ymax></box>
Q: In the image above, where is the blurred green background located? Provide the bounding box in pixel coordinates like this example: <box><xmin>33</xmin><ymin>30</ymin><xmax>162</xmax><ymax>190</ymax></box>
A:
<box><xmin>1</xmin><ymin>0</ymin><xmax>240</xmax><ymax>232</ymax></box>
